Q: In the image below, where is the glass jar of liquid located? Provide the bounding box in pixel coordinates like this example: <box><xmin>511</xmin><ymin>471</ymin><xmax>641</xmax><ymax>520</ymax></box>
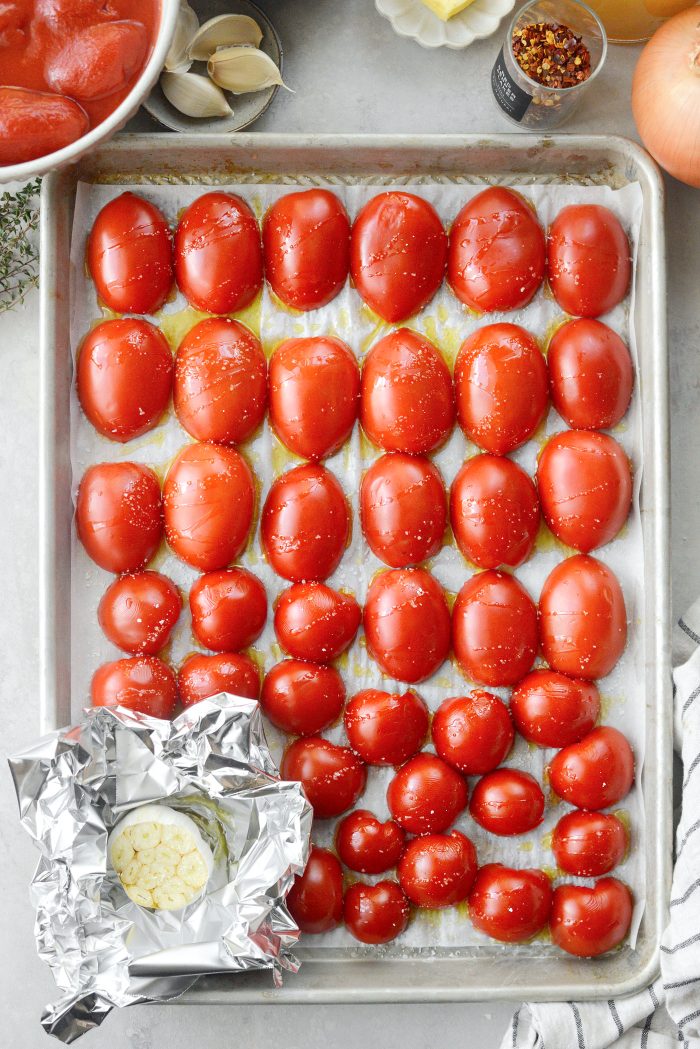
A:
<box><xmin>585</xmin><ymin>0</ymin><xmax>695</xmax><ymax>43</ymax></box>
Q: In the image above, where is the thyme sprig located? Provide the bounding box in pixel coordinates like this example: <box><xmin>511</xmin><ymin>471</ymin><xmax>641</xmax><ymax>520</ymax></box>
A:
<box><xmin>0</xmin><ymin>178</ymin><xmax>41</xmax><ymax>315</ymax></box>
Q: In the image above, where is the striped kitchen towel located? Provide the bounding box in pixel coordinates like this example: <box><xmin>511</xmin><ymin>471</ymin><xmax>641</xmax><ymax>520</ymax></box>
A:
<box><xmin>501</xmin><ymin>598</ymin><xmax>700</xmax><ymax>1049</ymax></box>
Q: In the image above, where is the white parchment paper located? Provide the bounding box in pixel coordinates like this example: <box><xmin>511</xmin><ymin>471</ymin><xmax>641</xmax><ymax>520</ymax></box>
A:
<box><xmin>69</xmin><ymin>177</ymin><xmax>645</xmax><ymax>956</ymax></box>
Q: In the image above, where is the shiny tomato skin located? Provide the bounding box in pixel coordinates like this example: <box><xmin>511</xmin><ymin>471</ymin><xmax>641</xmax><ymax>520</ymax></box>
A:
<box><xmin>268</xmin><ymin>336</ymin><xmax>360</xmax><ymax>460</ymax></box>
<box><xmin>448</xmin><ymin>187</ymin><xmax>545</xmax><ymax>313</ymax></box>
<box><xmin>273</xmin><ymin>583</ymin><xmax>361</xmax><ymax>662</ymax></box>
<box><xmin>431</xmin><ymin>691</ymin><xmax>514</xmax><ymax>775</ymax></box>
<box><xmin>263</xmin><ymin>189</ymin><xmax>350</xmax><ymax>311</ymax></box>
<box><xmin>344</xmin><ymin>688</ymin><xmax>429</xmax><ymax>766</ymax></box>
<box><xmin>77</xmin><ymin>318</ymin><xmax>173</xmax><ymax>442</ymax></box>
<box><xmin>0</xmin><ymin>87</ymin><xmax>89</xmax><ymax>166</ymax></box>
<box><xmin>397</xmin><ymin>830</ymin><xmax>477</xmax><ymax>909</ymax></box>
<box><xmin>552</xmin><ymin>810</ymin><xmax>628</xmax><ymax>877</ymax></box>
<box><xmin>537</xmin><ymin>430</ymin><xmax>632</xmax><ymax>552</ymax></box>
<box><xmin>539</xmin><ymin>555</ymin><xmax>627</xmax><ymax>679</ymax></box>
<box><xmin>260</xmin><ymin>659</ymin><xmax>345</xmax><ymax>736</ymax></box>
<box><xmin>351</xmin><ymin>192</ymin><xmax>447</xmax><ymax>323</ymax></box>
<box><xmin>360</xmin><ymin>328</ymin><xmax>454</xmax><ymax>454</ymax></box>
<box><xmin>343</xmin><ymin>880</ymin><xmax>410</xmax><ymax>945</ymax></box>
<box><xmin>469</xmin><ymin>769</ymin><xmax>545</xmax><ymax>836</ymax></box>
<box><xmin>548</xmin><ymin>205</ymin><xmax>631</xmax><ymax>319</ymax></box>
<box><xmin>98</xmin><ymin>571</ymin><xmax>181</xmax><ymax>654</ymax></box>
<box><xmin>468</xmin><ymin>864</ymin><xmax>552</xmax><ymax>943</ymax></box>
<box><xmin>452</xmin><ymin>570</ymin><xmax>538</xmax><ymax>687</ymax></box>
<box><xmin>280</xmin><ymin>737</ymin><xmax>366</xmax><ymax>819</ymax></box>
<box><xmin>364</xmin><ymin>568</ymin><xmax>451</xmax><ymax>684</ymax></box>
<box><xmin>510</xmin><ymin>669</ymin><xmax>600</xmax><ymax>748</ymax></box>
<box><xmin>174</xmin><ymin>318</ymin><xmax>266</xmax><ymax>445</ymax></box>
<box><xmin>261</xmin><ymin>464</ymin><xmax>350</xmax><ymax>582</ymax></box>
<box><xmin>76</xmin><ymin>462</ymin><xmax>163</xmax><ymax>574</ymax></box>
<box><xmin>387</xmin><ymin>753</ymin><xmax>469</xmax><ymax>835</ymax></box>
<box><xmin>548</xmin><ymin>319</ymin><xmax>634</xmax><ymax>430</ymax></box>
<box><xmin>450</xmin><ymin>454</ymin><xmax>539</xmax><ymax>570</ymax></box>
<box><xmin>178</xmin><ymin>652</ymin><xmax>261</xmax><ymax>706</ymax></box>
<box><xmin>174</xmin><ymin>192</ymin><xmax>263</xmax><ymax>314</ymax></box>
<box><xmin>91</xmin><ymin>656</ymin><xmax>177</xmax><ymax>719</ymax></box>
<box><xmin>46</xmin><ymin>21</ymin><xmax>148</xmax><ymax>101</ymax></box>
<box><xmin>335</xmin><ymin>810</ymin><xmax>405</xmax><ymax>874</ymax></box>
<box><xmin>360</xmin><ymin>453</ymin><xmax>446</xmax><ymax>568</ymax></box>
<box><xmin>455</xmin><ymin>324</ymin><xmax>548</xmax><ymax>455</ymax></box>
<box><xmin>548</xmin><ymin>726</ymin><xmax>635</xmax><ymax>810</ymax></box>
<box><xmin>87</xmin><ymin>192</ymin><xmax>173</xmax><ymax>315</ymax></box>
<box><xmin>189</xmin><ymin>568</ymin><xmax>267</xmax><ymax>651</ymax></box>
<box><xmin>163</xmin><ymin>443</ymin><xmax>254</xmax><ymax>571</ymax></box>
<box><xmin>550</xmin><ymin>878</ymin><xmax>633</xmax><ymax>957</ymax></box>
<box><xmin>287</xmin><ymin>846</ymin><xmax>344</xmax><ymax>934</ymax></box>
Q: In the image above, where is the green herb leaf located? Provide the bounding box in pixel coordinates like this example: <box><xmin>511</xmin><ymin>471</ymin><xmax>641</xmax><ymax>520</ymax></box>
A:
<box><xmin>0</xmin><ymin>178</ymin><xmax>41</xmax><ymax>315</ymax></box>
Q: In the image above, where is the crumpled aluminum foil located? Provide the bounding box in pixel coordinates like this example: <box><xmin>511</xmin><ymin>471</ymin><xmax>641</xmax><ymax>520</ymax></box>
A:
<box><xmin>8</xmin><ymin>694</ymin><xmax>313</xmax><ymax>1043</ymax></box>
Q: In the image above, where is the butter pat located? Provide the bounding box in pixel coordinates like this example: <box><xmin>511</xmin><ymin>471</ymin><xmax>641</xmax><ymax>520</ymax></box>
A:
<box><xmin>420</xmin><ymin>0</ymin><xmax>477</xmax><ymax>21</ymax></box>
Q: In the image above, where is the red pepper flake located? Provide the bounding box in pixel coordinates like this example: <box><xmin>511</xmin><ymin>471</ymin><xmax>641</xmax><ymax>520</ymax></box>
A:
<box><xmin>512</xmin><ymin>21</ymin><xmax>591</xmax><ymax>89</ymax></box>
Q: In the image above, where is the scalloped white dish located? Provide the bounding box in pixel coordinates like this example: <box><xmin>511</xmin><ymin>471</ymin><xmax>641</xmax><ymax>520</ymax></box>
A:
<box><xmin>375</xmin><ymin>0</ymin><xmax>515</xmax><ymax>49</ymax></box>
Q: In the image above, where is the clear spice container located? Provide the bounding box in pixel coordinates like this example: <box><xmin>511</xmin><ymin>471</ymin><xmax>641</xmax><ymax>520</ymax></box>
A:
<box><xmin>491</xmin><ymin>0</ymin><xmax>607</xmax><ymax>130</ymax></box>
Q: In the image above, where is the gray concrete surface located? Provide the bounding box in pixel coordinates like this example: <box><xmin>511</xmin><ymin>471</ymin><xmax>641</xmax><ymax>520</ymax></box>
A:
<box><xmin>2</xmin><ymin>1</ymin><xmax>698</xmax><ymax>1045</ymax></box>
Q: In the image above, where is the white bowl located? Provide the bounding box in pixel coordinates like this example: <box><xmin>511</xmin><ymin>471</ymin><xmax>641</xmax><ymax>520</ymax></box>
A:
<box><xmin>375</xmin><ymin>0</ymin><xmax>515</xmax><ymax>49</ymax></box>
<box><xmin>0</xmin><ymin>0</ymin><xmax>180</xmax><ymax>184</ymax></box>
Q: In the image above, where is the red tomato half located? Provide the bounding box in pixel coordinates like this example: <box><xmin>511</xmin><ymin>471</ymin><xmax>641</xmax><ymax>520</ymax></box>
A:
<box><xmin>452</xmin><ymin>570</ymin><xmax>538</xmax><ymax>687</ymax></box>
<box><xmin>335</xmin><ymin>810</ymin><xmax>405</xmax><ymax>874</ymax></box>
<box><xmin>263</xmin><ymin>189</ymin><xmax>350</xmax><ymax>311</ymax></box>
<box><xmin>261</xmin><ymin>659</ymin><xmax>345</xmax><ymax>736</ymax></box>
<box><xmin>189</xmin><ymin>568</ymin><xmax>267</xmax><ymax>651</ymax></box>
<box><xmin>268</xmin><ymin>336</ymin><xmax>360</xmax><ymax>460</ymax></box>
<box><xmin>537</xmin><ymin>430</ymin><xmax>632</xmax><ymax>552</ymax></box>
<box><xmin>46</xmin><ymin>21</ymin><xmax>148</xmax><ymax>101</ymax></box>
<box><xmin>287</xmin><ymin>846</ymin><xmax>344</xmax><ymax>934</ymax></box>
<box><xmin>0</xmin><ymin>87</ymin><xmax>89</xmax><ymax>166</ymax></box>
<box><xmin>450</xmin><ymin>454</ymin><xmax>539</xmax><ymax>570</ymax></box>
<box><xmin>174</xmin><ymin>318</ymin><xmax>267</xmax><ymax>445</ymax></box>
<box><xmin>87</xmin><ymin>192</ymin><xmax>173</xmax><ymax>315</ymax></box>
<box><xmin>510</xmin><ymin>669</ymin><xmax>600</xmax><ymax>748</ymax></box>
<box><xmin>364</xmin><ymin>568</ymin><xmax>451</xmax><ymax>683</ymax></box>
<box><xmin>552</xmin><ymin>810</ymin><xmax>628</xmax><ymax>877</ymax></box>
<box><xmin>344</xmin><ymin>881</ymin><xmax>410</xmax><ymax>945</ymax></box>
<box><xmin>351</xmin><ymin>192</ymin><xmax>447</xmax><ymax>322</ymax></box>
<box><xmin>448</xmin><ymin>187</ymin><xmax>545</xmax><ymax>313</ymax></box>
<box><xmin>261</xmin><ymin>464</ymin><xmax>350</xmax><ymax>582</ymax></box>
<box><xmin>398</xmin><ymin>830</ymin><xmax>477</xmax><ymax>909</ymax></box>
<box><xmin>91</xmin><ymin>656</ymin><xmax>177</xmax><ymax>719</ymax></box>
<box><xmin>76</xmin><ymin>462</ymin><xmax>163</xmax><ymax>574</ymax></box>
<box><xmin>360</xmin><ymin>453</ymin><xmax>447</xmax><ymax>568</ymax></box>
<box><xmin>454</xmin><ymin>324</ymin><xmax>548</xmax><ymax>455</ymax></box>
<box><xmin>77</xmin><ymin>318</ymin><xmax>172</xmax><ymax>442</ymax></box>
<box><xmin>547</xmin><ymin>205</ymin><xmax>631</xmax><ymax>318</ymax></box>
<box><xmin>98</xmin><ymin>571</ymin><xmax>181</xmax><ymax>654</ymax></box>
<box><xmin>548</xmin><ymin>726</ymin><xmax>635</xmax><ymax>810</ymax></box>
<box><xmin>175</xmin><ymin>192</ymin><xmax>263</xmax><ymax>314</ymax></box>
<box><xmin>344</xmin><ymin>688</ymin><xmax>429</xmax><ymax>766</ymax></box>
<box><xmin>469</xmin><ymin>769</ymin><xmax>545</xmax><ymax>836</ymax></box>
<box><xmin>163</xmin><ymin>443</ymin><xmax>254</xmax><ymax>571</ymax></box>
<box><xmin>539</xmin><ymin>555</ymin><xmax>627</xmax><ymax>679</ymax></box>
<box><xmin>431</xmin><ymin>691</ymin><xmax>514</xmax><ymax>775</ymax></box>
<box><xmin>178</xmin><ymin>652</ymin><xmax>261</xmax><ymax>707</ymax></box>
<box><xmin>273</xmin><ymin>583</ymin><xmax>361</xmax><ymax>662</ymax></box>
<box><xmin>468</xmin><ymin>864</ymin><xmax>552</xmax><ymax>943</ymax></box>
<box><xmin>360</xmin><ymin>328</ymin><xmax>454</xmax><ymax>454</ymax></box>
<box><xmin>280</xmin><ymin>737</ymin><xmax>366</xmax><ymax>819</ymax></box>
<box><xmin>387</xmin><ymin>753</ymin><xmax>468</xmax><ymax>835</ymax></box>
<box><xmin>548</xmin><ymin>319</ymin><xmax>634</xmax><ymax>430</ymax></box>
<box><xmin>550</xmin><ymin>878</ymin><xmax>633</xmax><ymax>957</ymax></box>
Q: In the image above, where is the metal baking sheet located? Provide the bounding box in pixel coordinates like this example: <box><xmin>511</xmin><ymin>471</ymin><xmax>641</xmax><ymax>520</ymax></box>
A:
<box><xmin>39</xmin><ymin>133</ymin><xmax>671</xmax><ymax>1003</ymax></box>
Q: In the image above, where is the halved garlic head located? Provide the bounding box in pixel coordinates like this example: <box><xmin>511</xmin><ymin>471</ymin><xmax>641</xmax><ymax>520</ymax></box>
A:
<box><xmin>188</xmin><ymin>14</ymin><xmax>263</xmax><ymax>61</ymax></box>
<box><xmin>161</xmin><ymin>71</ymin><xmax>233</xmax><ymax>118</ymax></box>
<box><xmin>208</xmin><ymin>46</ymin><xmax>289</xmax><ymax>94</ymax></box>
<box><xmin>165</xmin><ymin>0</ymin><xmax>199</xmax><ymax>72</ymax></box>
<box><xmin>109</xmin><ymin>804</ymin><xmax>214</xmax><ymax>911</ymax></box>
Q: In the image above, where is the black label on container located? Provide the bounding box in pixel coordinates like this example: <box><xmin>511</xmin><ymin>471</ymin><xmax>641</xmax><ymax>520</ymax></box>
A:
<box><xmin>491</xmin><ymin>47</ymin><xmax>532</xmax><ymax>123</ymax></box>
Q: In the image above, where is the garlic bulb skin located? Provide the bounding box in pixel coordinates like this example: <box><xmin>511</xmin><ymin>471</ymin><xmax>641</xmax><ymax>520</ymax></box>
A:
<box><xmin>161</xmin><ymin>71</ymin><xmax>233</xmax><ymax>118</ymax></box>
<box><xmin>208</xmin><ymin>46</ymin><xmax>289</xmax><ymax>94</ymax></box>
<box><xmin>188</xmin><ymin>14</ymin><xmax>264</xmax><ymax>61</ymax></box>
<box><xmin>164</xmin><ymin>0</ymin><xmax>199</xmax><ymax>72</ymax></box>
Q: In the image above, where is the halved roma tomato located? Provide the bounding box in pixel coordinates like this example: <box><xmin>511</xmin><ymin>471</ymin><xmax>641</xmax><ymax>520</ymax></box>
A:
<box><xmin>468</xmin><ymin>864</ymin><xmax>552</xmax><ymax>943</ymax></box>
<box><xmin>98</xmin><ymin>571</ymin><xmax>181</xmax><ymax>654</ymax></box>
<box><xmin>287</xmin><ymin>846</ymin><xmax>344</xmax><ymax>934</ymax></box>
<box><xmin>335</xmin><ymin>810</ymin><xmax>405</xmax><ymax>874</ymax></box>
<box><xmin>548</xmin><ymin>726</ymin><xmax>635</xmax><ymax>810</ymax></box>
<box><xmin>448</xmin><ymin>187</ymin><xmax>545</xmax><ymax>313</ymax></box>
<box><xmin>552</xmin><ymin>810</ymin><xmax>628</xmax><ymax>877</ymax></box>
<box><xmin>548</xmin><ymin>319</ymin><xmax>634</xmax><ymax>430</ymax></box>
<box><xmin>547</xmin><ymin>205</ymin><xmax>631</xmax><ymax>318</ymax></box>
<box><xmin>273</xmin><ymin>583</ymin><xmax>360</xmax><ymax>662</ymax></box>
<box><xmin>280</xmin><ymin>736</ymin><xmax>366</xmax><ymax>819</ymax></box>
<box><xmin>344</xmin><ymin>688</ymin><xmax>429</xmax><ymax>766</ymax></box>
<box><xmin>263</xmin><ymin>189</ymin><xmax>350</xmax><ymax>311</ymax></box>
<box><xmin>261</xmin><ymin>659</ymin><xmax>345</xmax><ymax>736</ymax></box>
<box><xmin>452</xmin><ymin>570</ymin><xmax>538</xmax><ymax>687</ymax></box>
<box><xmin>76</xmin><ymin>462</ymin><xmax>163</xmax><ymax>574</ymax></box>
<box><xmin>398</xmin><ymin>830</ymin><xmax>477</xmax><ymax>909</ymax></box>
<box><xmin>189</xmin><ymin>568</ymin><xmax>267</xmax><ymax>651</ymax></box>
<box><xmin>351</xmin><ymin>192</ymin><xmax>447</xmax><ymax>322</ymax></box>
<box><xmin>510</xmin><ymin>669</ymin><xmax>600</xmax><ymax>748</ymax></box>
<box><xmin>178</xmin><ymin>652</ymin><xmax>261</xmax><ymax>706</ymax></box>
<box><xmin>431</xmin><ymin>691</ymin><xmax>514</xmax><ymax>775</ymax></box>
<box><xmin>550</xmin><ymin>878</ymin><xmax>633</xmax><ymax>957</ymax></box>
<box><xmin>175</xmin><ymin>192</ymin><xmax>262</xmax><ymax>314</ymax></box>
<box><xmin>469</xmin><ymin>769</ymin><xmax>545</xmax><ymax>836</ymax></box>
<box><xmin>343</xmin><ymin>881</ymin><xmax>410</xmax><ymax>944</ymax></box>
<box><xmin>361</xmin><ymin>452</ymin><xmax>446</xmax><ymax>568</ymax></box>
<box><xmin>387</xmin><ymin>753</ymin><xmax>468</xmax><ymax>835</ymax></box>
<box><xmin>364</xmin><ymin>568</ymin><xmax>451</xmax><ymax>683</ymax></box>
<box><xmin>91</xmin><ymin>655</ymin><xmax>177</xmax><ymax>719</ymax></box>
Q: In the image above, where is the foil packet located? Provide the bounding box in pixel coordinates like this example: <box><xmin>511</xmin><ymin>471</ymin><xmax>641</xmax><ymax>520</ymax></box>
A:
<box><xmin>8</xmin><ymin>695</ymin><xmax>313</xmax><ymax>1043</ymax></box>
